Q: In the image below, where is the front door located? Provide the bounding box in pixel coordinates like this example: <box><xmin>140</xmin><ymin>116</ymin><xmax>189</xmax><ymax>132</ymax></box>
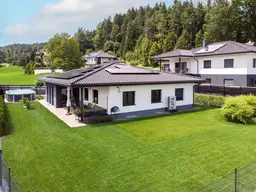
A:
<box><xmin>73</xmin><ymin>88</ymin><xmax>80</xmax><ymax>104</ymax></box>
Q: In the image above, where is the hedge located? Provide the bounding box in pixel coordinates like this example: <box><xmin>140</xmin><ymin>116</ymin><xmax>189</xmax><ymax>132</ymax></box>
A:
<box><xmin>221</xmin><ymin>96</ymin><xmax>254</xmax><ymax>124</ymax></box>
<box><xmin>84</xmin><ymin>115</ymin><xmax>113</xmax><ymax>124</ymax></box>
<box><xmin>0</xmin><ymin>95</ymin><xmax>9</xmax><ymax>136</ymax></box>
<box><xmin>194</xmin><ymin>94</ymin><xmax>225</xmax><ymax>107</ymax></box>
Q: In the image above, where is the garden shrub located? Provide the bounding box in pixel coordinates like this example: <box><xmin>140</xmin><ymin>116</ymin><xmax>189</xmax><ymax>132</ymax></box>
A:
<box><xmin>84</xmin><ymin>115</ymin><xmax>113</xmax><ymax>124</ymax></box>
<box><xmin>0</xmin><ymin>96</ymin><xmax>9</xmax><ymax>135</ymax></box>
<box><xmin>221</xmin><ymin>97</ymin><xmax>254</xmax><ymax>124</ymax></box>
<box><xmin>194</xmin><ymin>94</ymin><xmax>225</xmax><ymax>107</ymax></box>
<box><xmin>36</xmin><ymin>95</ymin><xmax>45</xmax><ymax>100</ymax></box>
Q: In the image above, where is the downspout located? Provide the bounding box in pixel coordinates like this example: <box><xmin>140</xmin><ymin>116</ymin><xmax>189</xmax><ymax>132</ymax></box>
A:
<box><xmin>193</xmin><ymin>56</ymin><xmax>199</xmax><ymax>75</ymax></box>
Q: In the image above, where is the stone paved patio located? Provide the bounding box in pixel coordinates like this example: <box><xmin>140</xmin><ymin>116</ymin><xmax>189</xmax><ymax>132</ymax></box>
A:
<box><xmin>39</xmin><ymin>100</ymin><xmax>86</xmax><ymax>128</ymax></box>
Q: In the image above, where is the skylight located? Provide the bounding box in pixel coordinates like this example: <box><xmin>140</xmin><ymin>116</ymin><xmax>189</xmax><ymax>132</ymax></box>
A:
<box><xmin>196</xmin><ymin>44</ymin><xmax>226</xmax><ymax>54</ymax></box>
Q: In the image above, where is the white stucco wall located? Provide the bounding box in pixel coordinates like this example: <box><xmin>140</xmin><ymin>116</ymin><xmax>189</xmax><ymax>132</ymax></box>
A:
<box><xmin>166</xmin><ymin>53</ymin><xmax>256</xmax><ymax>75</ymax></box>
<box><xmin>80</xmin><ymin>84</ymin><xmax>195</xmax><ymax>115</ymax></box>
<box><xmin>107</xmin><ymin>84</ymin><xmax>195</xmax><ymax>114</ymax></box>
<box><xmin>82</xmin><ymin>87</ymin><xmax>109</xmax><ymax>110</ymax></box>
<box><xmin>34</xmin><ymin>68</ymin><xmax>63</xmax><ymax>74</ymax></box>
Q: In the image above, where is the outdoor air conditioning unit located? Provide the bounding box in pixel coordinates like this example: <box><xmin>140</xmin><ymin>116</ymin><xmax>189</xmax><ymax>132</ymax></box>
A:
<box><xmin>168</xmin><ymin>96</ymin><xmax>176</xmax><ymax>111</ymax></box>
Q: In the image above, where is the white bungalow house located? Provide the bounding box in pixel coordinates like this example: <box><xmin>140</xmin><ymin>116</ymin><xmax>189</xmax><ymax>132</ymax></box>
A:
<box><xmin>82</xmin><ymin>51</ymin><xmax>117</xmax><ymax>66</ymax></box>
<box><xmin>39</xmin><ymin>61</ymin><xmax>204</xmax><ymax>119</ymax></box>
<box><xmin>153</xmin><ymin>40</ymin><xmax>256</xmax><ymax>86</ymax></box>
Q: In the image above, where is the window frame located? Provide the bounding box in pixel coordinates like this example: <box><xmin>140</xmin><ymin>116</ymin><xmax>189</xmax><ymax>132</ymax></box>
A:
<box><xmin>205</xmin><ymin>78</ymin><xmax>211</xmax><ymax>84</ymax></box>
<box><xmin>84</xmin><ymin>88</ymin><xmax>89</xmax><ymax>101</ymax></box>
<box><xmin>203</xmin><ymin>60</ymin><xmax>212</xmax><ymax>68</ymax></box>
<box><xmin>123</xmin><ymin>91</ymin><xmax>135</xmax><ymax>106</ymax></box>
<box><xmin>151</xmin><ymin>90</ymin><xmax>162</xmax><ymax>103</ymax></box>
<box><xmin>224</xmin><ymin>59</ymin><xmax>234</xmax><ymax>68</ymax></box>
<box><xmin>93</xmin><ymin>89</ymin><xmax>98</xmax><ymax>104</ymax></box>
<box><xmin>175</xmin><ymin>88</ymin><xmax>184</xmax><ymax>101</ymax></box>
<box><xmin>253</xmin><ymin>59</ymin><xmax>256</xmax><ymax>68</ymax></box>
<box><xmin>223</xmin><ymin>79</ymin><xmax>234</xmax><ymax>86</ymax></box>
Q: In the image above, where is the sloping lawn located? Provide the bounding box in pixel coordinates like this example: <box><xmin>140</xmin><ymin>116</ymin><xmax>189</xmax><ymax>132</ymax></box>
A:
<box><xmin>3</xmin><ymin>103</ymin><xmax>256</xmax><ymax>192</ymax></box>
<box><xmin>0</xmin><ymin>65</ymin><xmax>49</xmax><ymax>85</ymax></box>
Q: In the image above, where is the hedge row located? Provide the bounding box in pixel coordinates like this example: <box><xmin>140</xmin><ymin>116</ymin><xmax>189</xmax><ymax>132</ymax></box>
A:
<box><xmin>221</xmin><ymin>94</ymin><xmax>256</xmax><ymax>124</ymax></box>
<box><xmin>0</xmin><ymin>96</ymin><xmax>9</xmax><ymax>136</ymax></box>
<box><xmin>195</xmin><ymin>94</ymin><xmax>225</xmax><ymax>107</ymax></box>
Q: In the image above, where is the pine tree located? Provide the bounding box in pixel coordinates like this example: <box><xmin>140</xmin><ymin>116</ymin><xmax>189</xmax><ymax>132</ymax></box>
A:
<box><xmin>175</xmin><ymin>29</ymin><xmax>191</xmax><ymax>50</ymax></box>
<box><xmin>195</xmin><ymin>30</ymin><xmax>204</xmax><ymax>47</ymax></box>
<box><xmin>162</xmin><ymin>32</ymin><xmax>177</xmax><ymax>52</ymax></box>
<box><xmin>149</xmin><ymin>42</ymin><xmax>161</xmax><ymax>67</ymax></box>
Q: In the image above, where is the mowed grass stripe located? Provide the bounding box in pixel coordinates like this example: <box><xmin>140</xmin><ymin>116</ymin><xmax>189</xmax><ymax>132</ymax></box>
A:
<box><xmin>3</xmin><ymin>102</ymin><xmax>256</xmax><ymax>191</ymax></box>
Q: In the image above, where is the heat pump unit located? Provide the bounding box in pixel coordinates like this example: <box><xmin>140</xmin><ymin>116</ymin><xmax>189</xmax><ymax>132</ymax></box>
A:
<box><xmin>168</xmin><ymin>96</ymin><xmax>176</xmax><ymax>111</ymax></box>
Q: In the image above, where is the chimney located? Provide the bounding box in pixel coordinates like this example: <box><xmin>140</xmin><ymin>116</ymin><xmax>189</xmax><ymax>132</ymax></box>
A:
<box><xmin>203</xmin><ymin>39</ymin><xmax>209</xmax><ymax>51</ymax></box>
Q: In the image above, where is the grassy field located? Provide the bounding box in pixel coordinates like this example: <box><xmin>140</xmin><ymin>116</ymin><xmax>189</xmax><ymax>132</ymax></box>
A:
<box><xmin>3</xmin><ymin>103</ymin><xmax>256</xmax><ymax>192</ymax></box>
<box><xmin>0</xmin><ymin>65</ymin><xmax>49</xmax><ymax>85</ymax></box>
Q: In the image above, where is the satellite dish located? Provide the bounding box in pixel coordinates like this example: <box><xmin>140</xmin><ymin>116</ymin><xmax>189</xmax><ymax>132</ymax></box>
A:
<box><xmin>111</xmin><ymin>106</ymin><xmax>119</xmax><ymax>113</ymax></box>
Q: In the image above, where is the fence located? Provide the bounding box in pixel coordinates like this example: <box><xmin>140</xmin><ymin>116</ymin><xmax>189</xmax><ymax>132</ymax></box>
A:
<box><xmin>0</xmin><ymin>85</ymin><xmax>45</xmax><ymax>95</ymax></box>
<box><xmin>0</xmin><ymin>152</ymin><xmax>19</xmax><ymax>192</ymax></box>
<box><xmin>195</xmin><ymin>84</ymin><xmax>256</xmax><ymax>96</ymax></box>
<box><xmin>194</xmin><ymin>162</ymin><xmax>256</xmax><ymax>192</ymax></box>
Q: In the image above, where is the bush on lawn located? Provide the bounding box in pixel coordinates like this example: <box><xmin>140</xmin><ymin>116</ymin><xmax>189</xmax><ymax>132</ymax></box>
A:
<box><xmin>36</xmin><ymin>95</ymin><xmax>45</xmax><ymax>100</ymax></box>
<box><xmin>221</xmin><ymin>97</ymin><xmax>254</xmax><ymax>124</ymax></box>
<box><xmin>0</xmin><ymin>96</ymin><xmax>9</xmax><ymax>136</ymax></box>
<box><xmin>195</xmin><ymin>94</ymin><xmax>225</xmax><ymax>107</ymax></box>
<box><xmin>84</xmin><ymin>115</ymin><xmax>113</xmax><ymax>124</ymax></box>
<box><xmin>241</xmin><ymin>94</ymin><xmax>256</xmax><ymax>115</ymax></box>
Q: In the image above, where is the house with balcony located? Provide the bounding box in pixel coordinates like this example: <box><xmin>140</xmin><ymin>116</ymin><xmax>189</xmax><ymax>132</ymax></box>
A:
<box><xmin>82</xmin><ymin>51</ymin><xmax>117</xmax><ymax>66</ymax></box>
<box><xmin>153</xmin><ymin>40</ymin><xmax>256</xmax><ymax>86</ymax></box>
<box><xmin>39</xmin><ymin>61</ymin><xmax>203</xmax><ymax>120</ymax></box>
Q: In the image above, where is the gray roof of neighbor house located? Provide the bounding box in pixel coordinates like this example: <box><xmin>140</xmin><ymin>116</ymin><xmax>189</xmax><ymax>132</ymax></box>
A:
<box><xmin>82</xmin><ymin>51</ymin><xmax>117</xmax><ymax>60</ymax></box>
<box><xmin>153</xmin><ymin>41</ymin><xmax>256</xmax><ymax>59</ymax></box>
<box><xmin>38</xmin><ymin>61</ymin><xmax>204</xmax><ymax>87</ymax></box>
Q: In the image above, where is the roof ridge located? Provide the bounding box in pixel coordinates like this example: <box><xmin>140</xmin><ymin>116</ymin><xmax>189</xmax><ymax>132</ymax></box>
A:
<box><xmin>71</xmin><ymin>61</ymin><xmax>117</xmax><ymax>86</ymax></box>
<box><xmin>231</xmin><ymin>41</ymin><xmax>252</xmax><ymax>51</ymax></box>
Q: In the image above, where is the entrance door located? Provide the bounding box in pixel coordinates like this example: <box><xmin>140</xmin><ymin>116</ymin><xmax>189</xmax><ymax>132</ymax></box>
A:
<box><xmin>93</xmin><ymin>90</ymin><xmax>98</xmax><ymax>104</ymax></box>
<box><xmin>175</xmin><ymin>62</ymin><xmax>187</xmax><ymax>73</ymax></box>
<box><xmin>73</xmin><ymin>88</ymin><xmax>80</xmax><ymax>103</ymax></box>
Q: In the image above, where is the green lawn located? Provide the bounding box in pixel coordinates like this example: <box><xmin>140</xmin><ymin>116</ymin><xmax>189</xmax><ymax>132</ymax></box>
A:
<box><xmin>0</xmin><ymin>65</ymin><xmax>49</xmax><ymax>85</ymax></box>
<box><xmin>3</xmin><ymin>103</ymin><xmax>256</xmax><ymax>191</ymax></box>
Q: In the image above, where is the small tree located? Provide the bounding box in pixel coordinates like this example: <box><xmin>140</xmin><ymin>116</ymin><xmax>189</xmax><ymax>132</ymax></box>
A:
<box><xmin>34</xmin><ymin>80</ymin><xmax>45</xmax><ymax>96</ymax></box>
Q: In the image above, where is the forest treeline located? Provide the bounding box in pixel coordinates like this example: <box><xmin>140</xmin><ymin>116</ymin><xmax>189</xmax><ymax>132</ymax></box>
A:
<box><xmin>1</xmin><ymin>0</ymin><xmax>256</xmax><ymax>68</ymax></box>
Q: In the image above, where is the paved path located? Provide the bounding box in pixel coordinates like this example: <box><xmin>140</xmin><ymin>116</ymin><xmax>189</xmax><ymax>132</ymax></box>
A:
<box><xmin>39</xmin><ymin>100</ymin><xmax>86</xmax><ymax>128</ymax></box>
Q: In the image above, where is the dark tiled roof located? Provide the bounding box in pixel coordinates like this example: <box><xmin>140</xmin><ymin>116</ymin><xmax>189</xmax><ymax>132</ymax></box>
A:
<box><xmin>82</xmin><ymin>51</ymin><xmax>117</xmax><ymax>59</ymax></box>
<box><xmin>153</xmin><ymin>41</ymin><xmax>256</xmax><ymax>59</ymax></box>
<box><xmin>152</xmin><ymin>49</ymin><xmax>194</xmax><ymax>59</ymax></box>
<box><xmin>39</xmin><ymin>62</ymin><xmax>204</xmax><ymax>87</ymax></box>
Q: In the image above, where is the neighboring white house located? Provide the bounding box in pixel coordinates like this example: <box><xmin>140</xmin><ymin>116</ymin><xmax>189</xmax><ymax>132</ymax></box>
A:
<box><xmin>82</xmin><ymin>51</ymin><xmax>117</xmax><ymax>66</ymax></box>
<box><xmin>34</xmin><ymin>68</ymin><xmax>63</xmax><ymax>75</ymax></box>
<box><xmin>39</xmin><ymin>62</ymin><xmax>204</xmax><ymax>119</ymax></box>
<box><xmin>153</xmin><ymin>40</ymin><xmax>256</xmax><ymax>86</ymax></box>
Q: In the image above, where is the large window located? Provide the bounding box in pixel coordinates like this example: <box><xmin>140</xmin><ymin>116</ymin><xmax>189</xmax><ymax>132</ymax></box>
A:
<box><xmin>204</xmin><ymin>60</ymin><xmax>211</xmax><ymax>68</ymax></box>
<box><xmin>151</xmin><ymin>90</ymin><xmax>162</xmax><ymax>103</ymax></box>
<box><xmin>84</xmin><ymin>88</ymin><xmax>88</xmax><ymax>101</ymax></box>
<box><xmin>206</xmin><ymin>78</ymin><xmax>211</xmax><ymax>83</ymax></box>
<box><xmin>224</xmin><ymin>79</ymin><xmax>234</xmax><ymax>86</ymax></box>
<box><xmin>175</xmin><ymin>88</ymin><xmax>184</xmax><ymax>101</ymax></box>
<box><xmin>123</xmin><ymin>91</ymin><xmax>135</xmax><ymax>106</ymax></box>
<box><xmin>93</xmin><ymin>90</ymin><xmax>98</xmax><ymax>104</ymax></box>
<box><xmin>253</xmin><ymin>59</ymin><xmax>256</xmax><ymax>68</ymax></box>
<box><xmin>224</xmin><ymin>59</ymin><xmax>234</xmax><ymax>68</ymax></box>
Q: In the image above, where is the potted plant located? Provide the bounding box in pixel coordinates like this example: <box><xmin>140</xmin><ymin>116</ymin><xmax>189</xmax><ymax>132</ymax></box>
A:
<box><xmin>73</xmin><ymin>108</ymin><xmax>84</xmax><ymax>122</ymax></box>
